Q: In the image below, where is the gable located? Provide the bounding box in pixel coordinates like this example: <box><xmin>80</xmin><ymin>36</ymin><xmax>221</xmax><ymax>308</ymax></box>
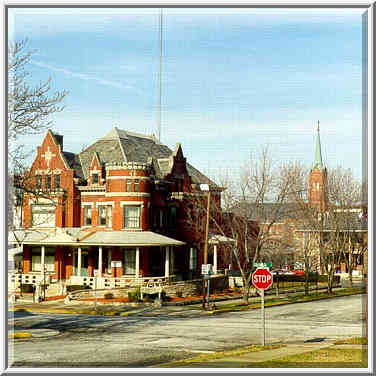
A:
<box><xmin>31</xmin><ymin>131</ymin><xmax>70</xmax><ymax>174</ymax></box>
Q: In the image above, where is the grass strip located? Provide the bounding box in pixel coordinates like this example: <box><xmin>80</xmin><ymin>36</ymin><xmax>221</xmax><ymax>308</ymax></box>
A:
<box><xmin>334</xmin><ymin>337</ymin><xmax>368</xmax><ymax>345</ymax></box>
<box><xmin>211</xmin><ymin>288</ymin><xmax>365</xmax><ymax>314</ymax></box>
<box><xmin>10</xmin><ymin>307</ymin><xmax>122</xmax><ymax>316</ymax></box>
<box><xmin>162</xmin><ymin>344</ymin><xmax>285</xmax><ymax>367</ymax></box>
<box><xmin>241</xmin><ymin>348</ymin><xmax>368</xmax><ymax>368</ymax></box>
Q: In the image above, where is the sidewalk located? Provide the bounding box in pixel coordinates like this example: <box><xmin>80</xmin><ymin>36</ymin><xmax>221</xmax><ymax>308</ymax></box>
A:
<box><xmin>157</xmin><ymin>342</ymin><xmax>367</xmax><ymax>368</ymax></box>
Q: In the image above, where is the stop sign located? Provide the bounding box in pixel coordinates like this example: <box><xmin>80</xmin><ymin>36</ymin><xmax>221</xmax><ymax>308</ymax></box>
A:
<box><xmin>252</xmin><ymin>268</ymin><xmax>273</xmax><ymax>290</ymax></box>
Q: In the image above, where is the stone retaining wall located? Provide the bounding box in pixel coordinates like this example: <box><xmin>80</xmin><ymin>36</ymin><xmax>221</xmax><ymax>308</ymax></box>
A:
<box><xmin>70</xmin><ymin>276</ymin><xmax>229</xmax><ymax>300</ymax></box>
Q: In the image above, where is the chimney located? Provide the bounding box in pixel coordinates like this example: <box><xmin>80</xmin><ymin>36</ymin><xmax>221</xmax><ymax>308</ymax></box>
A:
<box><xmin>54</xmin><ymin>134</ymin><xmax>63</xmax><ymax>150</ymax></box>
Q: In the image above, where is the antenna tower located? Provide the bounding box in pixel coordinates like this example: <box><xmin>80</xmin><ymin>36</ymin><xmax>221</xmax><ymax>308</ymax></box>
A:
<box><xmin>157</xmin><ymin>8</ymin><xmax>163</xmax><ymax>143</ymax></box>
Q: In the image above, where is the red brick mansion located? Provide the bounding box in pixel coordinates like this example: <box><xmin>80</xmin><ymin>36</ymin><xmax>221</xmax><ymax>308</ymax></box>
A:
<box><xmin>10</xmin><ymin>128</ymin><xmax>225</xmax><ymax>289</ymax></box>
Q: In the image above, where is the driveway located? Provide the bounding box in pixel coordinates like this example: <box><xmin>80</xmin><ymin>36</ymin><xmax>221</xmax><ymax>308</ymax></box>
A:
<box><xmin>8</xmin><ymin>294</ymin><xmax>366</xmax><ymax>368</ymax></box>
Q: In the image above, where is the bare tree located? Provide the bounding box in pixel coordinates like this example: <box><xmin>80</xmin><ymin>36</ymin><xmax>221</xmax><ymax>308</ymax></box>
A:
<box><xmin>322</xmin><ymin>167</ymin><xmax>364</xmax><ymax>292</ymax></box>
<box><xmin>8</xmin><ymin>39</ymin><xmax>68</xmax><ymax>231</ymax></box>
<box><xmin>8</xmin><ymin>39</ymin><xmax>67</xmax><ymax>143</ymax></box>
<box><xmin>292</xmin><ymin>166</ymin><xmax>364</xmax><ymax>294</ymax></box>
<box><xmin>201</xmin><ymin>149</ymin><xmax>300</xmax><ymax>302</ymax></box>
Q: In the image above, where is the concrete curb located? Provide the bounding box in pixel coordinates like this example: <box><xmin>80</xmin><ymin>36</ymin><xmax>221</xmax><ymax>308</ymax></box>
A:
<box><xmin>8</xmin><ymin>328</ymin><xmax>60</xmax><ymax>339</ymax></box>
<box><xmin>8</xmin><ymin>287</ymin><xmax>363</xmax><ymax>317</ymax></box>
<box><xmin>208</xmin><ymin>289</ymin><xmax>365</xmax><ymax>315</ymax></box>
<box><xmin>155</xmin><ymin>342</ymin><xmax>367</xmax><ymax>368</ymax></box>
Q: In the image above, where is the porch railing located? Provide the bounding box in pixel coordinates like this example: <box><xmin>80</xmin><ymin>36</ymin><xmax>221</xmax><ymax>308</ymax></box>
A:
<box><xmin>8</xmin><ymin>273</ymin><xmax>46</xmax><ymax>291</ymax></box>
<box><xmin>68</xmin><ymin>275</ymin><xmax>173</xmax><ymax>289</ymax></box>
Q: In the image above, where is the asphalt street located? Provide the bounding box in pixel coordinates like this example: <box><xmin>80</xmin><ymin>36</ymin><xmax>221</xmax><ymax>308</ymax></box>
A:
<box><xmin>8</xmin><ymin>294</ymin><xmax>366</xmax><ymax>368</ymax></box>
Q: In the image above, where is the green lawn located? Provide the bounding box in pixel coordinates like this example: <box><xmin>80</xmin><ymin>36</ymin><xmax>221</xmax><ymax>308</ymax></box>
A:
<box><xmin>212</xmin><ymin>287</ymin><xmax>365</xmax><ymax>314</ymax></box>
<box><xmin>246</xmin><ymin>347</ymin><xmax>368</xmax><ymax>368</ymax></box>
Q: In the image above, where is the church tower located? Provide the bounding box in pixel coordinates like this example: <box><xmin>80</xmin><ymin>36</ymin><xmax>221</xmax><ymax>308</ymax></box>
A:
<box><xmin>308</xmin><ymin>121</ymin><xmax>328</xmax><ymax>212</ymax></box>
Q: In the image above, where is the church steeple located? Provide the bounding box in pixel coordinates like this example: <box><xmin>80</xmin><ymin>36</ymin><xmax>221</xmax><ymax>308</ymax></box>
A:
<box><xmin>308</xmin><ymin>121</ymin><xmax>328</xmax><ymax>212</ymax></box>
<box><xmin>313</xmin><ymin>120</ymin><xmax>323</xmax><ymax>170</ymax></box>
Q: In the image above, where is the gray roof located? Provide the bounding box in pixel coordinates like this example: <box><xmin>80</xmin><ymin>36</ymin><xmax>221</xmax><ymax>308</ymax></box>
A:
<box><xmin>9</xmin><ymin>228</ymin><xmax>185</xmax><ymax>247</ymax></box>
<box><xmin>77</xmin><ymin>127</ymin><xmax>216</xmax><ymax>186</ymax></box>
<box><xmin>232</xmin><ymin>202</ymin><xmax>300</xmax><ymax>222</ymax></box>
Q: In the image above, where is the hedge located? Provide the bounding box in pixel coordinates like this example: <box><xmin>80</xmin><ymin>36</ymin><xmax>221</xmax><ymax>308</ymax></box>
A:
<box><xmin>273</xmin><ymin>274</ymin><xmax>340</xmax><ymax>284</ymax></box>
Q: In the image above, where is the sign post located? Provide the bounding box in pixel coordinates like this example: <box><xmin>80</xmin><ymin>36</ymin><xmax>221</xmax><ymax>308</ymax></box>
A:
<box><xmin>94</xmin><ymin>270</ymin><xmax>99</xmax><ymax>313</ymax></box>
<box><xmin>251</xmin><ymin>268</ymin><xmax>273</xmax><ymax>346</ymax></box>
<box><xmin>202</xmin><ymin>264</ymin><xmax>213</xmax><ymax>310</ymax></box>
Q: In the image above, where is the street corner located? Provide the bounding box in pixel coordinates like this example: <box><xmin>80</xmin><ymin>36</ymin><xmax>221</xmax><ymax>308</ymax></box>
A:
<box><xmin>9</xmin><ymin>328</ymin><xmax>60</xmax><ymax>340</ymax></box>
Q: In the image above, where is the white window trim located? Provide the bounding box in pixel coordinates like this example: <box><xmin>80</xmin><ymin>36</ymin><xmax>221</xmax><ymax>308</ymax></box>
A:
<box><xmin>81</xmin><ymin>202</ymin><xmax>95</xmax><ymax>208</ymax></box>
<box><xmin>96</xmin><ymin>201</ymin><xmax>115</xmax><ymax>207</ymax></box>
<box><xmin>120</xmin><ymin>201</ymin><xmax>144</xmax><ymax>208</ymax></box>
<box><xmin>122</xmin><ymin>205</ymin><xmax>142</xmax><ymax>229</ymax></box>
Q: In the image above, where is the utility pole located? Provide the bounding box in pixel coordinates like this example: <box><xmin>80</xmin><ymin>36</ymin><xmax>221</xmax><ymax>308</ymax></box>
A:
<box><xmin>202</xmin><ymin>188</ymin><xmax>211</xmax><ymax>309</ymax></box>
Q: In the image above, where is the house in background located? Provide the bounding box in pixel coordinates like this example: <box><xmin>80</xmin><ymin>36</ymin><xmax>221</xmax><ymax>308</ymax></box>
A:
<box><xmin>9</xmin><ymin>128</ymin><xmax>227</xmax><ymax>291</ymax></box>
<box><xmin>228</xmin><ymin>123</ymin><xmax>367</xmax><ymax>277</ymax></box>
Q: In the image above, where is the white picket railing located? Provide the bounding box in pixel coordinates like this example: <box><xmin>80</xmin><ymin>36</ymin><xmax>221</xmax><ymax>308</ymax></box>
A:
<box><xmin>68</xmin><ymin>275</ymin><xmax>172</xmax><ymax>289</ymax></box>
<box><xmin>8</xmin><ymin>273</ymin><xmax>47</xmax><ymax>292</ymax></box>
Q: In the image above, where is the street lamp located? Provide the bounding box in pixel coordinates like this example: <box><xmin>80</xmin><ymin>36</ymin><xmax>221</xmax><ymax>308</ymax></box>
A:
<box><xmin>200</xmin><ymin>184</ymin><xmax>210</xmax><ymax>309</ymax></box>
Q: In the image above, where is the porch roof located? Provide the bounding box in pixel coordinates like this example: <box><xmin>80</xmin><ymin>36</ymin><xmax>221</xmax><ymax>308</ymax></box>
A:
<box><xmin>208</xmin><ymin>234</ymin><xmax>236</xmax><ymax>244</ymax></box>
<box><xmin>8</xmin><ymin>228</ymin><xmax>185</xmax><ymax>247</ymax></box>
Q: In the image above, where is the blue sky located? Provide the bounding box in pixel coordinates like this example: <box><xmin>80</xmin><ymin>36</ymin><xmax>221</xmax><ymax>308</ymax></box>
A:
<box><xmin>8</xmin><ymin>7</ymin><xmax>365</xmax><ymax>181</ymax></box>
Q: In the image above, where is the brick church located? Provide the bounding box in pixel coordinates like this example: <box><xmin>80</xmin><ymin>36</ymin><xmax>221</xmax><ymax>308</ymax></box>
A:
<box><xmin>10</xmin><ymin>128</ymin><xmax>225</xmax><ymax>289</ymax></box>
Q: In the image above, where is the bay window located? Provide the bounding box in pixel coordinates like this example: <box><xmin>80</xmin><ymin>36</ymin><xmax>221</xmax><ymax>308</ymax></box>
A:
<box><xmin>123</xmin><ymin>205</ymin><xmax>140</xmax><ymax>229</ymax></box>
<box><xmin>83</xmin><ymin>206</ymin><xmax>92</xmax><ymax>226</ymax></box>
<box><xmin>98</xmin><ymin>205</ymin><xmax>112</xmax><ymax>227</ymax></box>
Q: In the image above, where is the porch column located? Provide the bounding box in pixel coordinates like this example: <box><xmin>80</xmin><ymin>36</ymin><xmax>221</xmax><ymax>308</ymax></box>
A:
<box><xmin>98</xmin><ymin>246</ymin><xmax>103</xmax><ymax>277</ymax></box>
<box><xmin>20</xmin><ymin>243</ymin><xmax>23</xmax><ymax>271</ymax></box>
<box><xmin>165</xmin><ymin>246</ymin><xmax>170</xmax><ymax>278</ymax></box>
<box><xmin>170</xmin><ymin>247</ymin><xmax>174</xmax><ymax>275</ymax></box>
<box><xmin>213</xmin><ymin>244</ymin><xmax>218</xmax><ymax>274</ymax></box>
<box><xmin>189</xmin><ymin>248</ymin><xmax>194</xmax><ymax>271</ymax></box>
<box><xmin>41</xmin><ymin>245</ymin><xmax>45</xmax><ymax>275</ymax></box>
<box><xmin>77</xmin><ymin>247</ymin><xmax>82</xmax><ymax>276</ymax></box>
<box><xmin>135</xmin><ymin>248</ymin><xmax>140</xmax><ymax>278</ymax></box>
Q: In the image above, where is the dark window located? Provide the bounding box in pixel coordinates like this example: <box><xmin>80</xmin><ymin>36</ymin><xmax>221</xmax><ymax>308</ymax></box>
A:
<box><xmin>122</xmin><ymin>248</ymin><xmax>136</xmax><ymax>275</ymax></box>
<box><xmin>134</xmin><ymin>179</ymin><xmax>139</xmax><ymax>192</ymax></box>
<box><xmin>46</xmin><ymin>175</ymin><xmax>51</xmax><ymax>189</ymax></box>
<box><xmin>54</xmin><ymin>175</ymin><xmax>60</xmax><ymax>188</ymax></box>
<box><xmin>92</xmin><ymin>173</ymin><xmax>99</xmax><ymax>184</ymax></box>
<box><xmin>126</xmin><ymin>179</ymin><xmax>132</xmax><ymax>192</ymax></box>
<box><xmin>36</xmin><ymin>175</ymin><xmax>42</xmax><ymax>189</ymax></box>
<box><xmin>98</xmin><ymin>205</ymin><xmax>112</xmax><ymax>227</ymax></box>
<box><xmin>169</xmin><ymin>207</ymin><xmax>177</xmax><ymax>227</ymax></box>
<box><xmin>84</xmin><ymin>206</ymin><xmax>92</xmax><ymax>226</ymax></box>
<box><xmin>159</xmin><ymin>209</ymin><xmax>164</xmax><ymax>228</ymax></box>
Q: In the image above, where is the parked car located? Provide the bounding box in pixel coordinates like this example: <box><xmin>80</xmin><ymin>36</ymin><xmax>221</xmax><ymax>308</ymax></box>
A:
<box><xmin>290</xmin><ymin>269</ymin><xmax>305</xmax><ymax>276</ymax></box>
<box><xmin>271</xmin><ymin>269</ymin><xmax>294</xmax><ymax>275</ymax></box>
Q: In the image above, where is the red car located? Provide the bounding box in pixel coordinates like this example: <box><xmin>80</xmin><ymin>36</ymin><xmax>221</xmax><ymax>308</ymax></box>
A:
<box><xmin>290</xmin><ymin>269</ymin><xmax>305</xmax><ymax>276</ymax></box>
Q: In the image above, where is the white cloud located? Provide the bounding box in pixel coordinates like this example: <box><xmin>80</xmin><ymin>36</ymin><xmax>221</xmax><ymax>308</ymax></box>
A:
<box><xmin>31</xmin><ymin>60</ymin><xmax>140</xmax><ymax>92</ymax></box>
<box><xmin>8</xmin><ymin>7</ymin><xmax>364</xmax><ymax>38</ymax></box>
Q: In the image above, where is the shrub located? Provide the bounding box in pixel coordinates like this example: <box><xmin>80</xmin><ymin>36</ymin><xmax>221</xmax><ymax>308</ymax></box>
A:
<box><xmin>21</xmin><ymin>284</ymin><xmax>34</xmax><ymax>293</ymax></box>
<box><xmin>104</xmin><ymin>292</ymin><xmax>114</xmax><ymax>300</ymax></box>
<box><xmin>128</xmin><ymin>287</ymin><xmax>141</xmax><ymax>302</ymax></box>
<box><xmin>67</xmin><ymin>285</ymin><xmax>91</xmax><ymax>292</ymax></box>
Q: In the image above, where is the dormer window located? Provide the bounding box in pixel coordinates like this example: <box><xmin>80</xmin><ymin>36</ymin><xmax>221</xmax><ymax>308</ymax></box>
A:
<box><xmin>92</xmin><ymin>173</ymin><xmax>99</xmax><ymax>184</ymax></box>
